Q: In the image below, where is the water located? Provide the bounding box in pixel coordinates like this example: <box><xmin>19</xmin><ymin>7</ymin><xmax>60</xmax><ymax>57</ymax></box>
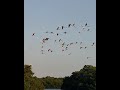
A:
<box><xmin>45</xmin><ymin>89</ymin><xmax>61</xmax><ymax>90</ymax></box>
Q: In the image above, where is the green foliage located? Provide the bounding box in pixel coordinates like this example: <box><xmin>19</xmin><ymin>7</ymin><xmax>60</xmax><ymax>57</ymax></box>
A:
<box><xmin>40</xmin><ymin>76</ymin><xmax>63</xmax><ymax>89</ymax></box>
<box><xmin>24</xmin><ymin>65</ymin><xmax>44</xmax><ymax>90</ymax></box>
<box><xmin>61</xmin><ymin>65</ymin><xmax>96</xmax><ymax>90</ymax></box>
<box><xmin>24</xmin><ymin>64</ymin><xmax>96</xmax><ymax>90</ymax></box>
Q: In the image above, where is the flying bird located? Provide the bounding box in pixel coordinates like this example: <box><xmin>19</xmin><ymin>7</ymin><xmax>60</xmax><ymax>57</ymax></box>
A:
<box><xmin>45</xmin><ymin>38</ymin><xmax>49</xmax><ymax>40</ymax></box>
<box><xmin>70</xmin><ymin>43</ymin><xmax>73</xmax><ymax>45</ymax></box>
<box><xmin>42</xmin><ymin>39</ymin><xmax>45</xmax><ymax>43</ymax></box>
<box><xmin>48</xmin><ymin>49</ymin><xmax>51</xmax><ymax>52</ymax></box>
<box><xmin>87</xmin><ymin>57</ymin><xmax>92</xmax><ymax>59</ymax></box>
<box><xmin>62</xmin><ymin>42</ymin><xmax>65</xmax><ymax>46</ymax></box>
<box><xmin>59</xmin><ymin>39</ymin><xmax>62</xmax><ymax>42</ymax></box>
<box><xmin>91</xmin><ymin>43</ymin><xmax>95</xmax><ymax>46</ymax></box>
<box><xmin>85</xmin><ymin>23</ymin><xmax>87</xmax><ymax>26</ymax></box>
<box><xmin>64</xmin><ymin>32</ymin><xmax>67</xmax><ymax>34</ymax></box>
<box><xmin>73</xmin><ymin>23</ymin><xmax>75</xmax><ymax>27</ymax></box>
<box><xmin>41</xmin><ymin>50</ymin><xmax>44</xmax><ymax>54</ymax></box>
<box><xmin>68</xmin><ymin>24</ymin><xmax>71</xmax><ymax>28</ymax></box>
<box><xmin>80</xmin><ymin>42</ymin><xmax>82</xmax><ymax>45</ymax></box>
<box><xmin>67</xmin><ymin>44</ymin><xmax>69</xmax><ymax>46</ymax></box>
<box><xmin>56</xmin><ymin>27</ymin><xmax>60</xmax><ymax>30</ymax></box>
<box><xmin>65</xmin><ymin>47</ymin><xmax>68</xmax><ymax>50</ymax></box>
<box><xmin>82</xmin><ymin>28</ymin><xmax>85</xmax><ymax>30</ymax></box>
<box><xmin>62</xmin><ymin>26</ymin><xmax>64</xmax><ymax>29</ymax></box>
<box><xmin>54</xmin><ymin>40</ymin><xmax>57</xmax><ymax>42</ymax></box>
<box><xmin>32</xmin><ymin>33</ymin><xmax>35</xmax><ymax>36</ymax></box>
<box><xmin>87</xmin><ymin>29</ymin><xmax>90</xmax><ymax>31</ymax></box>
<box><xmin>62</xmin><ymin>49</ymin><xmax>64</xmax><ymax>52</ymax></box>
<box><xmin>45</xmin><ymin>31</ymin><xmax>48</xmax><ymax>33</ymax></box>
<box><xmin>80</xmin><ymin>47</ymin><xmax>82</xmax><ymax>49</ymax></box>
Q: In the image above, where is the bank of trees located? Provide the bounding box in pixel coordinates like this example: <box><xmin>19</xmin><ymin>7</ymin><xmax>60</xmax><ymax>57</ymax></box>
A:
<box><xmin>40</xmin><ymin>76</ymin><xmax>63</xmax><ymax>89</ymax></box>
<box><xmin>24</xmin><ymin>65</ymin><xmax>63</xmax><ymax>90</ymax></box>
<box><xmin>61</xmin><ymin>65</ymin><xmax>96</xmax><ymax>90</ymax></box>
<box><xmin>24</xmin><ymin>65</ymin><xmax>96</xmax><ymax>90</ymax></box>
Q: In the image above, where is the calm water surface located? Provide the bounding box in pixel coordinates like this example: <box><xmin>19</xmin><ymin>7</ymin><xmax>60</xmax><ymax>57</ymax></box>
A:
<box><xmin>45</xmin><ymin>89</ymin><xmax>61</xmax><ymax>90</ymax></box>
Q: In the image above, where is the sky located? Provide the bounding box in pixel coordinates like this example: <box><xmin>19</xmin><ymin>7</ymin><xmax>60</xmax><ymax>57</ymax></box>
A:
<box><xmin>24</xmin><ymin>0</ymin><xmax>96</xmax><ymax>78</ymax></box>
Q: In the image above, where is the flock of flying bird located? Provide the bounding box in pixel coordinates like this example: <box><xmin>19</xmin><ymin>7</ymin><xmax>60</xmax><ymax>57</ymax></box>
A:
<box><xmin>32</xmin><ymin>22</ymin><xmax>95</xmax><ymax>59</ymax></box>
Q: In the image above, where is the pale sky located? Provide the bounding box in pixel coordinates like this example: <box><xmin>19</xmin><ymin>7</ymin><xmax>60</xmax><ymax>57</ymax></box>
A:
<box><xmin>24</xmin><ymin>0</ymin><xmax>96</xmax><ymax>78</ymax></box>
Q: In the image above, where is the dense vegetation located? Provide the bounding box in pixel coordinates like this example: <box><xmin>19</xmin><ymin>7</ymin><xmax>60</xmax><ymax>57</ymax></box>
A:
<box><xmin>40</xmin><ymin>76</ymin><xmax>63</xmax><ymax>89</ymax></box>
<box><xmin>24</xmin><ymin>65</ymin><xmax>44</xmax><ymax>90</ymax></box>
<box><xmin>61</xmin><ymin>65</ymin><xmax>96</xmax><ymax>90</ymax></box>
<box><xmin>24</xmin><ymin>65</ymin><xmax>96</xmax><ymax>90</ymax></box>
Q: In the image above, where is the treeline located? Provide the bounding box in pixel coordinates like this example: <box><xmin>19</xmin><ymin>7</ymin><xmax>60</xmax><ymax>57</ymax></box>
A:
<box><xmin>61</xmin><ymin>65</ymin><xmax>96</xmax><ymax>90</ymax></box>
<box><xmin>24</xmin><ymin>65</ymin><xmax>96</xmax><ymax>90</ymax></box>
<box><xmin>40</xmin><ymin>76</ymin><xmax>63</xmax><ymax>89</ymax></box>
<box><xmin>24</xmin><ymin>65</ymin><xmax>63</xmax><ymax>90</ymax></box>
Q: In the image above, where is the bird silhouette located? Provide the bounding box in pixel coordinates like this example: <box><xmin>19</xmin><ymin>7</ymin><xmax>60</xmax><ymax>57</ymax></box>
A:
<box><xmin>41</xmin><ymin>50</ymin><xmax>44</xmax><ymax>54</ymax></box>
<box><xmin>91</xmin><ymin>43</ymin><xmax>95</xmax><ymax>46</ymax></box>
<box><xmin>54</xmin><ymin>40</ymin><xmax>57</xmax><ymax>42</ymax></box>
<box><xmin>80</xmin><ymin>47</ymin><xmax>82</xmax><ymax>49</ymax></box>
<box><xmin>59</xmin><ymin>39</ymin><xmax>62</xmax><ymax>42</ymax></box>
<box><xmin>56</xmin><ymin>27</ymin><xmax>60</xmax><ymax>30</ymax></box>
<box><xmin>82</xmin><ymin>28</ymin><xmax>85</xmax><ymax>30</ymax></box>
<box><xmin>62</xmin><ymin>26</ymin><xmax>64</xmax><ymax>29</ymax></box>
<box><xmin>64</xmin><ymin>32</ymin><xmax>67</xmax><ymax>34</ymax></box>
<box><xmin>62</xmin><ymin>42</ymin><xmax>65</xmax><ymax>45</ymax></box>
<box><xmin>68</xmin><ymin>24</ymin><xmax>71</xmax><ymax>28</ymax></box>
<box><xmin>45</xmin><ymin>38</ymin><xmax>49</xmax><ymax>40</ymax></box>
<box><xmin>87</xmin><ymin>29</ymin><xmax>90</xmax><ymax>31</ymax></box>
<box><xmin>80</xmin><ymin>42</ymin><xmax>82</xmax><ymax>45</ymax></box>
<box><xmin>73</xmin><ymin>23</ymin><xmax>75</xmax><ymax>27</ymax></box>
<box><xmin>70</xmin><ymin>43</ymin><xmax>73</xmax><ymax>45</ymax></box>
<box><xmin>85</xmin><ymin>23</ymin><xmax>87</xmax><ymax>26</ymax></box>
<box><xmin>48</xmin><ymin>49</ymin><xmax>53</xmax><ymax>52</ymax></box>
<box><xmin>32</xmin><ymin>33</ymin><xmax>35</xmax><ymax>36</ymax></box>
<box><xmin>62</xmin><ymin>49</ymin><xmax>64</xmax><ymax>52</ymax></box>
<box><xmin>45</xmin><ymin>31</ymin><xmax>48</xmax><ymax>33</ymax></box>
<box><xmin>65</xmin><ymin>47</ymin><xmax>68</xmax><ymax>50</ymax></box>
<box><xmin>67</xmin><ymin>44</ymin><xmax>69</xmax><ymax>46</ymax></box>
<box><xmin>42</xmin><ymin>39</ymin><xmax>45</xmax><ymax>43</ymax></box>
<box><xmin>87</xmin><ymin>57</ymin><xmax>92</xmax><ymax>59</ymax></box>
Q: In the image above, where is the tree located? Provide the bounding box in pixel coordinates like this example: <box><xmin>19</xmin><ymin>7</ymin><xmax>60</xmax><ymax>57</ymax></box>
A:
<box><xmin>61</xmin><ymin>65</ymin><xmax>96</xmax><ymax>90</ymax></box>
<box><xmin>40</xmin><ymin>76</ymin><xmax>63</xmax><ymax>89</ymax></box>
<box><xmin>24</xmin><ymin>65</ymin><xmax>44</xmax><ymax>90</ymax></box>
